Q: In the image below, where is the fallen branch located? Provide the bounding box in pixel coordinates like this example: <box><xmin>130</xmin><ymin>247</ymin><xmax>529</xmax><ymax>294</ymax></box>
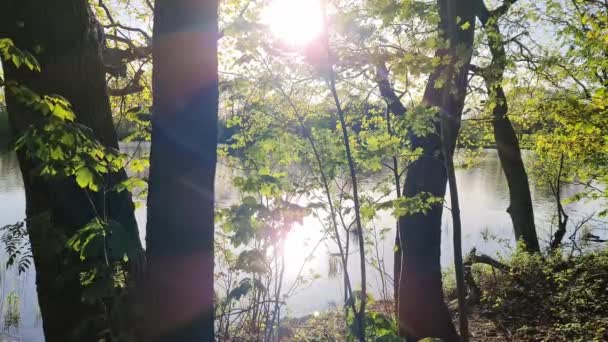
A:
<box><xmin>463</xmin><ymin>248</ymin><xmax>519</xmax><ymax>303</ymax></box>
<box><xmin>464</xmin><ymin>248</ymin><xmax>511</xmax><ymax>274</ymax></box>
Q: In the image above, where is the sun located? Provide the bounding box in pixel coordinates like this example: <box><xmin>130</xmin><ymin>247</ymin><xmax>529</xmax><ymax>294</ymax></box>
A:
<box><xmin>261</xmin><ymin>0</ymin><xmax>324</xmax><ymax>46</ymax></box>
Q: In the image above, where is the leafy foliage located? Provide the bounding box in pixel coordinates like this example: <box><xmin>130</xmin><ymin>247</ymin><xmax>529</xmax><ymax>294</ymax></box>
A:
<box><xmin>0</xmin><ymin>222</ymin><xmax>32</xmax><ymax>274</ymax></box>
<box><xmin>473</xmin><ymin>249</ymin><xmax>608</xmax><ymax>341</ymax></box>
<box><xmin>1</xmin><ymin>0</ymin><xmax>607</xmax><ymax>340</ymax></box>
<box><xmin>0</xmin><ymin>38</ymin><xmax>40</xmax><ymax>73</ymax></box>
<box><xmin>1</xmin><ymin>37</ymin><xmax>141</xmax><ymax>339</ymax></box>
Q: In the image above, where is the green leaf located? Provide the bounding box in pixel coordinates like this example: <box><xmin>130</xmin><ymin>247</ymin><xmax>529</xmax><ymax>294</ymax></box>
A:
<box><xmin>75</xmin><ymin>167</ymin><xmax>98</xmax><ymax>191</ymax></box>
<box><xmin>50</xmin><ymin>146</ymin><xmax>64</xmax><ymax>160</ymax></box>
<box><xmin>60</xmin><ymin>132</ymin><xmax>75</xmax><ymax>146</ymax></box>
<box><xmin>52</xmin><ymin>102</ymin><xmax>76</xmax><ymax>121</ymax></box>
<box><xmin>11</xmin><ymin>54</ymin><xmax>22</xmax><ymax>68</ymax></box>
<box><xmin>114</xmin><ymin>177</ymin><xmax>147</xmax><ymax>192</ymax></box>
<box><xmin>22</xmin><ymin>51</ymin><xmax>41</xmax><ymax>72</ymax></box>
<box><xmin>67</xmin><ymin>220</ymin><xmax>105</xmax><ymax>261</ymax></box>
<box><xmin>360</xmin><ymin>205</ymin><xmax>376</xmax><ymax>221</ymax></box>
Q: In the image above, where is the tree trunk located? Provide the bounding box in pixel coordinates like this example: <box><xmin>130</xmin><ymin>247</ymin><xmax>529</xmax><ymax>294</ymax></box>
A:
<box><xmin>0</xmin><ymin>1</ymin><xmax>141</xmax><ymax>341</ymax></box>
<box><xmin>141</xmin><ymin>0</ymin><xmax>218</xmax><ymax>340</ymax></box>
<box><xmin>493</xmin><ymin>102</ymin><xmax>540</xmax><ymax>252</ymax></box>
<box><xmin>550</xmin><ymin>154</ymin><xmax>568</xmax><ymax>250</ymax></box>
<box><xmin>477</xmin><ymin>0</ymin><xmax>540</xmax><ymax>253</ymax></box>
<box><xmin>376</xmin><ymin>61</ymin><xmax>405</xmax><ymax>318</ymax></box>
<box><xmin>397</xmin><ymin>0</ymin><xmax>476</xmax><ymax>339</ymax></box>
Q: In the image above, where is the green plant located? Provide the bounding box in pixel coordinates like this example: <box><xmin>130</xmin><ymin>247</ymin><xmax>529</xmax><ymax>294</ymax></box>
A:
<box><xmin>3</xmin><ymin>292</ymin><xmax>20</xmax><ymax>331</ymax></box>
<box><xmin>0</xmin><ymin>222</ymin><xmax>32</xmax><ymax>274</ymax></box>
<box><xmin>472</xmin><ymin>249</ymin><xmax>608</xmax><ymax>341</ymax></box>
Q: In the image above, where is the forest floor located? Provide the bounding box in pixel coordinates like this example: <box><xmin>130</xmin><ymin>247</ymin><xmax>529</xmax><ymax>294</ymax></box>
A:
<box><xmin>450</xmin><ymin>301</ymin><xmax>546</xmax><ymax>341</ymax></box>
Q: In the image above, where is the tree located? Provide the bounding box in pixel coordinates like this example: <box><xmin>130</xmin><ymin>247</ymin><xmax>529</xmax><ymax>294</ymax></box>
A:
<box><xmin>0</xmin><ymin>1</ymin><xmax>142</xmax><ymax>340</ymax></box>
<box><xmin>396</xmin><ymin>0</ymin><xmax>476</xmax><ymax>339</ymax></box>
<box><xmin>471</xmin><ymin>0</ymin><xmax>540</xmax><ymax>253</ymax></box>
<box><xmin>504</xmin><ymin>0</ymin><xmax>608</xmax><ymax>249</ymax></box>
<box><xmin>141</xmin><ymin>0</ymin><xmax>219</xmax><ymax>340</ymax></box>
<box><xmin>375</xmin><ymin>60</ymin><xmax>406</xmax><ymax>318</ymax></box>
<box><xmin>535</xmin><ymin>0</ymin><xmax>608</xmax><ymax>247</ymax></box>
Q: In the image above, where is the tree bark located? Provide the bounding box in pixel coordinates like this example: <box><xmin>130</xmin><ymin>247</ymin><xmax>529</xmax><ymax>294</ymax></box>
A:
<box><xmin>476</xmin><ymin>0</ymin><xmax>540</xmax><ymax>253</ymax></box>
<box><xmin>493</xmin><ymin>98</ymin><xmax>540</xmax><ymax>252</ymax></box>
<box><xmin>550</xmin><ymin>154</ymin><xmax>568</xmax><ymax>250</ymax></box>
<box><xmin>397</xmin><ymin>0</ymin><xmax>476</xmax><ymax>339</ymax></box>
<box><xmin>0</xmin><ymin>1</ymin><xmax>141</xmax><ymax>341</ymax></box>
<box><xmin>142</xmin><ymin>0</ymin><xmax>218</xmax><ymax>340</ymax></box>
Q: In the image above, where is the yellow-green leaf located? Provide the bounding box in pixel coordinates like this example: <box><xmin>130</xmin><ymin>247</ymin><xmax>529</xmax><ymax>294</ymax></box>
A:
<box><xmin>76</xmin><ymin>167</ymin><xmax>97</xmax><ymax>191</ymax></box>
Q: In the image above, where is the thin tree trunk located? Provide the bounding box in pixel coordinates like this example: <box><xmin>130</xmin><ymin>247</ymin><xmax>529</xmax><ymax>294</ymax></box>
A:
<box><xmin>0</xmin><ymin>1</ymin><xmax>141</xmax><ymax>341</ymax></box>
<box><xmin>142</xmin><ymin>0</ymin><xmax>218</xmax><ymax>340</ymax></box>
<box><xmin>475</xmin><ymin>0</ymin><xmax>540</xmax><ymax>253</ymax></box>
<box><xmin>442</xmin><ymin>108</ymin><xmax>469</xmax><ymax>342</ymax></box>
<box><xmin>550</xmin><ymin>154</ymin><xmax>568</xmax><ymax>249</ymax></box>
<box><xmin>271</xmin><ymin>79</ymin><xmax>358</xmax><ymax>316</ymax></box>
<box><xmin>323</xmin><ymin>5</ymin><xmax>367</xmax><ymax>338</ymax></box>
<box><xmin>376</xmin><ymin>61</ymin><xmax>405</xmax><ymax>319</ymax></box>
<box><xmin>444</xmin><ymin>156</ymin><xmax>469</xmax><ymax>341</ymax></box>
<box><xmin>329</xmin><ymin>76</ymin><xmax>367</xmax><ymax>342</ymax></box>
<box><xmin>397</xmin><ymin>0</ymin><xmax>476</xmax><ymax>339</ymax></box>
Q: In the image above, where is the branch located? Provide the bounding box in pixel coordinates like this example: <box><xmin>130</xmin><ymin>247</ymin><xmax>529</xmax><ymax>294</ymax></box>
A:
<box><xmin>102</xmin><ymin>43</ymin><xmax>151</xmax><ymax>77</ymax></box>
<box><xmin>98</xmin><ymin>0</ymin><xmax>152</xmax><ymax>43</ymax></box>
<box><xmin>219</xmin><ymin>0</ymin><xmax>253</xmax><ymax>39</ymax></box>
<box><xmin>467</xmin><ymin>63</ymin><xmax>488</xmax><ymax>79</ymax></box>
<box><xmin>144</xmin><ymin>0</ymin><xmax>153</xmax><ymax>11</ymax></box>
<box><xmin>491</xmin><ymin>0</ymin><xmax>519</xmax><ymax>20</ymax></box>
<box><xmin>475</xmin><ymin>0</ymin><xmax>519</xmax><ymax>25</ymax></box>
<box><xmin>108</xmin><ymin>67</ymin><xmax>146</xmax><ymax>96</ymax></box>
<box><xmin>108</xmin><ymin>82</ymin><xmax>144</xmax><ymax>97</ymax></box>
<box><xmin>375</xmin><ymin>61</ymin><xmax>407</xmax><ymax>117</ymax></box>
<box><xmin>464</xmin><ymin>248</ymin><xmax>511</xmax><ymax>274</ymax></box>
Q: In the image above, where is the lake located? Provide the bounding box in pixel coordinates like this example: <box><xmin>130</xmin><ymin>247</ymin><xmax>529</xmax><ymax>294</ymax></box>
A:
<box><xmin>0</xmin><ymin>143</ymin><xmax>604</xmax><ymax>341</ymax></box>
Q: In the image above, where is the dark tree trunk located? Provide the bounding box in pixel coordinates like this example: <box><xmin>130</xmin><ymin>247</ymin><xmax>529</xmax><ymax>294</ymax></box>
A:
<box><xmin>493</xmin><ymin>102</ymin><xmax>540</xmax><ymax>252</ymax></box>
<box><xmin>550</xmin><ymin>154</ymin><xmax>568</xmax><ymax>250</ymax></box>
<box><xmin>397</xmin><ymin>0</ymin><xmax>476</xmax><ymax>339</ymax></box>
<box><xmin>476</xmin><ymin>0</ymin><xmax>540</xmax><ymax>253</ymax></box>
<box><xmin>0</xmin><ymin>1</ymin><xmax>141</xmax><ymax>341</ymax></box>
<box><xmin>141</xmin><ymin>0</ymin><xmax>218</xmax><ymax>340</ymax></box>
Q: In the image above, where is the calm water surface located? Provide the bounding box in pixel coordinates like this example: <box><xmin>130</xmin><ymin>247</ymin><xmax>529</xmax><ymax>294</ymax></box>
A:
<box><xmin>0</xmin><ymin>143</ymin><xmax>604</xmax><ymax>341</ymax></box>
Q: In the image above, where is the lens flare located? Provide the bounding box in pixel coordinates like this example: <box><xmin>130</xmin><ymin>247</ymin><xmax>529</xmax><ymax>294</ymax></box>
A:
<box><xmin>262</xmin><ymin>0</ymin><xmax>324</xmax><ymax>46</ymax></box>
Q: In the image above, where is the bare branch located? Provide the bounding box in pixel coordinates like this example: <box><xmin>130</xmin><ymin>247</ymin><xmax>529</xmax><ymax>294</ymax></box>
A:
<box><xmin>98</xmin><ymin>0</ymin><xmax>152</xmax><ymax>43</ymax></box>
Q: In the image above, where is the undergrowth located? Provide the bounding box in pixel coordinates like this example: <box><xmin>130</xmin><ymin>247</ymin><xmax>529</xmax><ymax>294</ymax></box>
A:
<box><xmin>468</xmin><ymin>248</ymin><xmax>608</xmax><ymax>341</ymax></box>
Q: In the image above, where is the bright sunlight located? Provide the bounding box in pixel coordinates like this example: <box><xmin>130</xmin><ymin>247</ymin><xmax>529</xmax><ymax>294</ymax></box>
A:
<box><xmin>261</xmin><ymin>0</ymin><xmax>324</xmax><ymax>46</ymax></box>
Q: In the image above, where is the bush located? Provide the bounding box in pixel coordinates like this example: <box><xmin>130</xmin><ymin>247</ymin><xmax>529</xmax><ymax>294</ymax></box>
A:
<box><xmin>473</xmin><ymin>249</ymin><xmax>608</xmax><ymax>341</ymax></box>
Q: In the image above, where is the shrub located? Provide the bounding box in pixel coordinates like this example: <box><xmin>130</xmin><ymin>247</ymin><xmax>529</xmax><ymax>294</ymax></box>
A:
<box><xmin>474</xmin><ymin>249</ymin><xmax>608</xmax><ymax>341</ymax></box>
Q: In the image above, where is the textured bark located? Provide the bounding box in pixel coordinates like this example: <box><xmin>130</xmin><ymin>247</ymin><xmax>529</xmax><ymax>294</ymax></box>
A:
<box><xmin>493</xmin><ymin>102</ymin><xmax>540</xmax><ymax>252</ymax></box>
<box><xmin>0</xmin><ymin>1</ymin><xmax>141</xmax><ymax>341</ymax></box>
<box><xmin>476</xmin><ymin>0</ymin><xmax>540</xmax><ymax>253</ymax></box>
<box><xmin>142</xmin><ymin>0</ymin><xmax>218</xmax><ymax>340</ymax></box>
<box><xmin>397</xmin><ymin>0</ymin><xmax>476</xmax><ymax>339</ymax></box>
